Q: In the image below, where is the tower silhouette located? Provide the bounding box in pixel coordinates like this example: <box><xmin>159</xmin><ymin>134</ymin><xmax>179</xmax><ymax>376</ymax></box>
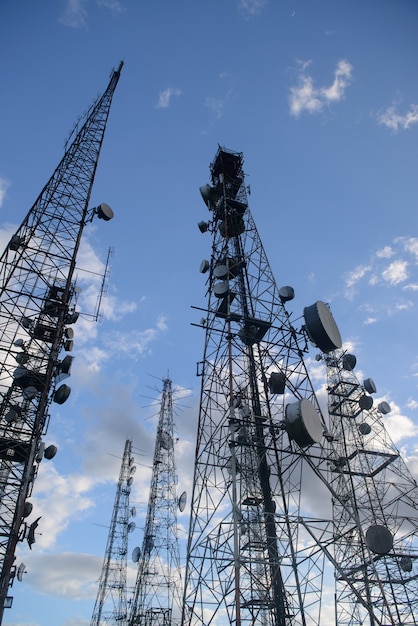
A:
<box><xmin>129</xmin><ymin>377</ymin><xmax>183</xmax><ymax>626</ymax></box>
<box><xmin>182</xmin><ymin>146</ymin><xmax>418</xmax><ymax>625</ymax></box>
<box><xmin>91</xmin><ymin>439</ymin><xmax>136</xmax><ymax>625</ymax></box>
<box><xmin>0</xmin><ymin>62</ymin><xmax>123</xmax><ymax>620</ymax></box>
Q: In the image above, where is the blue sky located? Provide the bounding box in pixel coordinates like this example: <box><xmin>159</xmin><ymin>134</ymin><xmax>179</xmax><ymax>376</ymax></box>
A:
<box><xmin>1</xmin><ymin>0</ymin><xmax>418</xmax><ymax>624</ymax></box>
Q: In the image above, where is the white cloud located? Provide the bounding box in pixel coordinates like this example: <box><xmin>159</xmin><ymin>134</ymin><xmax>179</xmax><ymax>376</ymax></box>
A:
<box><xmin>29</xmin><ymin>464</ymin><xmax>96</xmax><ymax>549</ymax></box>
<box><xmin>290</xmin><ymin>60</ymin><xmax>353</xmax><ymax>118</ymax></box>
<box><xmin>58</xmin><ymin>0</ymin><xmax>89</xmax><ymax>28</ymax></box>
<box><xmin>376</xmin><ymin>246</ymin><xmax>393</xmax><ymax>259</ymax></box>
<box><xmin>0</xmin><ymin>177</ymin><xmax>10</xmax><ymax>207</ymax></box>
<box><xmin>344</xmin><ymin>263</ymin><xmax>371</xmax><ymax>299</ymax></box>
<box><xmin>156</xmin><ymin>88</ymin><xmax>182</xmax><ymax>109</ymax></box>
<box><xmin>238</xmin><ymin>0</ymin><xmax>268</xmax><ymax>16</ymax></box>
<box><xmin>381</xmin><ymin>259</ymin><xmax>408</xmax><ymax>285</ymax></box>
<box><xmin>58</xmin><ymin>0</ymin><xmax>126</xmax><ymax>28</ymax></box>
<box><xmin>377</xmin><ymin>103</ymin><xmax>418</xmax><ymax>132</ymax></box>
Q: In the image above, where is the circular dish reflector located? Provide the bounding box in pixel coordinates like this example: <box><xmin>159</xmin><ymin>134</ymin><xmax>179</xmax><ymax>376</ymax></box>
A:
<box><xmin>54</xmin><ymin>384</ymin><xmax>71</xmax><ymax>405</ymax></box>
<box><xmin>303</xmin><ymin>301</ymin><xmax>342</xmax><ymax>353</ymax></box>
<box><xmin>97</xmin><ymin>203</ymin><xmax>114</xmax><ymax>221</ymax></box>
<box><xmin>359</xmin><ymin>395</ymin><xmax>373</xmax><ymax>411</ymax></box>
<box><xmin>378</xmin><ymin>401</ymin><xmax>391</xmax><ymax>415</ymax></box>
<box><xmin>178</xmin><ymin>491</ymin><xmax>187</xmax><ymax>512</ymax></box>
<box><xmin>132</xmin><ymin>546</ymin><xmax>141</xmax><ymax>563</ymax></box>
<box><xmin>366</xmin><ymin>524</ymin><xmax>393</xmax><ymax>555</ymax></box>
<box><xmin>364</xmin><ymin>377</ymin><xmax>377</xmax><ymax>394</ymax></box>
<box><xmin>285</xmin><ymin>398</ymin><xmax>323</xmax><ymax>447</ymax></box>
<box><xmin>199</xmin><ymin>259</ymin><xmax>209</xmax><ymax>273</ymax></box>
<box><xmin>358</xmin><ymin>422</ymin><xmax>372</xmax><ymax>436</ymax></box>
<box><xmin>44</xmin><ymin>444</ymin><xmax>58</xmax><ymax>460</ymax></box>
<box><xmin>279</xmin><ymin>286</ymin><xmax>295</xmax><ymax>303</ymax></box>
<box><xmin>342</xmin><ymin>353</ymin><xmax>356</xmax><ymax>371</ymax></box>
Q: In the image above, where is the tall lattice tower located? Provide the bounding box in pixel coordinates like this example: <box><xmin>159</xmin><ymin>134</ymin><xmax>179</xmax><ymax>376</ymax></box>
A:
<box><xmin>0</xmin><ymin>62</ymin><xmax>123</xmax><ymax>620</ymax></box>
<box><xmin>91</xmin><ymin>439</ymin><xmax>137</xmax><ymax>625</ymax></box>
<box><xmin>319</xmin><ymin>348</ymin><xmax>418</xmax><ymax>625</ymax></box>
<box><xmin>129</xmin><ymin>377</ymin><xmax>184</xmax><ymax>626</ymax></box>
<box><xmin>182</xmin><ymin>145</ymin><xmax>418</xmax><ymax>625</ymax></box>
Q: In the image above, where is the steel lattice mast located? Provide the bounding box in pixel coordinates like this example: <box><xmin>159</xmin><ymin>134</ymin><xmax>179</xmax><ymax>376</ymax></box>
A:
<box><xmin>0</xmin><ymin>61</ymin><xmax>123</xmax><ymax>620</ymax></box>
<box><xmin>182</xmin><ymin>146</ymin><xmax>339</xmax><ymax>626</ymax></box>
<box><xmin>319</xmin><ymin>349</ymin><xmax>418</xmax><ymax>625</ymax></box>
<box><xmin>182</xmin><ymin>145</ymin><xmax>418</xmax><ymax>626</ymax></box>
<box><xmin>129</xmin><ymin>377</ymin><xmax>183</xmax><ymax>626</ymax></box>
<box><xmin>91</xmin><ymin>439</ymin><xmax>136</xmax><ymax>625</ymax></box>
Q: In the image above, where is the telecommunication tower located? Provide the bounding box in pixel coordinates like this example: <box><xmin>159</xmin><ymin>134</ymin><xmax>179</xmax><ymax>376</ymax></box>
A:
<box><xmin>319</xmin><ymin>349</ymin><xmax>418</xmax><ymax>625</ymax></box>
<box><xmin>91</xmin><ymin>439</ymin><xmax>137</xmax><ymax>625</ymax></box>
<box><xmin>182</xmin><ymin>146</ymin><xmax>418</xmax><ymax>625</ymax></box>
<box><xmin>129</xmin><ymin>377</ymin><xmax>184</xmax><ymax>626</ymax></box>
<box><xmin>0</xmin><ymin>62</ymin><xmax>123</xmax><ymax>619</ymax></box>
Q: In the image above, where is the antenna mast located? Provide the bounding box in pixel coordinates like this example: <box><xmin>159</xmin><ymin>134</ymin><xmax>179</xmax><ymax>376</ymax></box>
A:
<box><xmin>0</xmin><ymin>62</ymin><xmax>123</xmax><ymax>621</ymax></box>
<box><xmin>129</xmin><ymin>377</ymin><xmax>183</xmax><ymax>626</ymax></box>
<box><xmin>91</xmin><ymin>439</ymin><xmax>136</xmax><ymax>625</ymax></box>
<box><xmin>182</xmin><ymin>146</ymin><xmax>418</xmax><ymax>625</ymax></box>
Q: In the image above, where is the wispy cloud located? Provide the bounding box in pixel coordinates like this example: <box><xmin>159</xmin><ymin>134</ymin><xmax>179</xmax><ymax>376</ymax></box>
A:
<box><xmin>156</xmin><ymin>87</ymin><xmax>182</xmax><ymax>109</ymax></box>
<box><xmin>382</xmin><ymin>259</ymin><xmax>408</xmax><ymax>285</ymax></box>
<box><xmin>289</xmin><ymin>60</ymin><xmax>353</xmax><ymax>118</ymax></box>
<box><xmin>58</xmin><ymin>0</ymin><xmax>126</xmax><ymax>29</ymax></box>
<box><xmin>238</xmin><ymin>0</ymin><xmax>268</xmax><ymax>17</ymax></box>
<box><xmin>377</xmin><ymin>104</ymin><xmax>418</xmax><ymax>133</ymax></box>
<box><xmin>0</xmin><ymin>177</ymin><xmax>10</xmax><ymax>207</ymax></box>
<box><xmin>58</xmin><ymin>0</ymin><xmax>89</xmax><ymax>28</ymax></box>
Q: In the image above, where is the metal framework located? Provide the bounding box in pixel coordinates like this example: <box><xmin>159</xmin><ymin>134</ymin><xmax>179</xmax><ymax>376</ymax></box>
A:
<box><xmin>129</xmin><ymin>378</ymin><xmax>183</xmax><ymax>626</ymax></box>
<box><xmin>91</xmin><ymin>439</ymin><xmax>136</xmax><ymax>625</ymax></box>
<box><xmin>181</xmin><ymin>146</ymin><xmax>418</xmax><ymax>626</ymax></box>
<box><xmin>0</xmin><ymin>61</ymin><xmax>123</xmax><ymax>620</ymax></box>
<box><xmin>321</xmin><ymin>349</ymin><xmax>418</xmax><ymax>625</ymax></box>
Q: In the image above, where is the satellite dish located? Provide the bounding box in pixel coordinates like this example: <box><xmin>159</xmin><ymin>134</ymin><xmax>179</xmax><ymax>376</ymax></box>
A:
<box><xmin>130</xmin><ymin>465</ymin><xmax>137</xmax><ymax>475</ymax></box>
<box><xmin>132</xmin><ymin>546</ymin><xmax>141</xmax><ymax>563</ymax></box>
<box><xmin>127</xmin><ymin>521</ymin><xmax>136</xmax><ymax>533</ymax></box>
<box><xmin>127</xmin><ymin>477</ymin><xmax>133</xmax><ymax>487</ymax></box>
<box><xmin>358</xmin><ymin>422</ymin><xmax>372</xmax><ymax>436</ymax></box>
<box><xmin>303</xmin><ymin>301</ymin><xmax>342</xmax><ymax>354</ymax></box>
<box><xmin>279</xmin><ymin>285</ymin><xmax>295</xmax><ymax>303</ymax></box>
<box><xmin>131</xmin><ymin>506</ymin><xmax>136</xmax><ymax>517</ymax></box>
<box><xmin>178</xmin><ymin>491</ymin><xmax>187</xmax><ymax>512</ymax></box>
<box><xmin>54</xmin><ymin>384</ymin><xmax>71</xmax><ymax>404</ymax></box>
<box><xmin>285</xmin><ymin>399</ymin><xmax>323</xmax><ymax>448</ymax></box>
<box><xmin>366</xmin><ymin>524</ymin><xmax>393</xmax><ymax>555</ymax></box>
<box><xmin>4</xmin><ymin>406</ymin><xmax>21</xmax><ymax>424</ymax></box>
<box><xmin>17</xmin><ymin>563</ymin><xmax>26</xmax><ymax>582</ymax></box>
<box><xmin>269</xmin><ymin>372</ymin><xmax>286</xmax><ymax>395</ymax></box>
<box><xmin>364</xmin><ymin>377</ymin><xmax>377</xmax><ymax>394</ymax></box>
<box><xmin>23</xmin><ymin>386</ymin><xmax>38</xmax><ymax>400</ymax></box>
<box><xmin>378</xmin><ymin>401</ymin><xmax>391</xmax><ymax>415</ymax></box>
<box><xmin>14</xmin><ymin>338</ymin><xmax>25</xmax><ymax>347</ymax></box>
<box><xmin>199</xmin><ymin>259</ymin><xmax>210</xmax><ymax>274</ymax></box>
<box><xmin>213</xmin><ymin>264</ymin><xmax>228</xmax><ymax>279</ymax></box>
<box><xmin>342</xmin><ymin>353</ymin><xmax>356</xmax><ymax>371</ymax></box>
<box><xmin>22</xmin><ymin>501</ymin><xmax>33</xmax><ymax>518</ymax></box>
<box><xmin>59</xmin><ymin>355</ymin><xmax>74</xmax><ymax>375</ymax></box>
<box><xmin>64</xmin><ymin>327</ymin><xmax>74</xmax><ymax>339</ymax></box>
<box><xmin>359</xmin><ymin>395</ymin><xmax>373</xmax><ymax>411</ymax></box>
<box><xmin>96</xmin><ymin>203</ymin><xmax>114</xmax><ymax>221</ymax></box>
<box><xmin>44</xmin><ymin>444</ymin><xmax>58</xmax><ymax>460</ymax></box>
<box><xmin>15</xmin><ymin>352</ymin><xmax>29</xmax><ymax>365</ymax></box>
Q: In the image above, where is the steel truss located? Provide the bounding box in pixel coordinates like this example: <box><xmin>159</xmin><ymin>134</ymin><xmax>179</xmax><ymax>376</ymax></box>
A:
<box><xmin>0</xmin><ymin>62</ymin><xmax>123</xmax><ymax>620</ymax></box>
<box><xmin>182</xmin><ymin>146</ymin><xmax>418</xmax><ymax>626</ymax></box>
<box><xmin>129</xmin><ymin>378</ymin><xmax>183</xmax><ymax>626</ymax></box>
<box><xmin>91</xmin><ymin>439</ymin><xmax>136</xmax><ymax>625</ymax></box>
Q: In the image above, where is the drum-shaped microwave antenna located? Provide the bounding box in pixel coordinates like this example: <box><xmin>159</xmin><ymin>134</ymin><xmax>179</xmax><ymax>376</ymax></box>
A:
<box><xmin>303</xmin><ymin>301</ymin><xmax>342</xmax><ymax>354</ymax></box>
<box><xmin>96</xmin><ymin>202</ymin><xmax>114</xmax><ymax>221</ymax></box>
<box><xmin>178</xmin><ymin>491</ymin><xmax>187</xmax><ymax>512</ymax></box>
<box><xmin>132</xmin><ymin>546</ymin><xmax>141</xmax><ymax>563</ymax></box>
